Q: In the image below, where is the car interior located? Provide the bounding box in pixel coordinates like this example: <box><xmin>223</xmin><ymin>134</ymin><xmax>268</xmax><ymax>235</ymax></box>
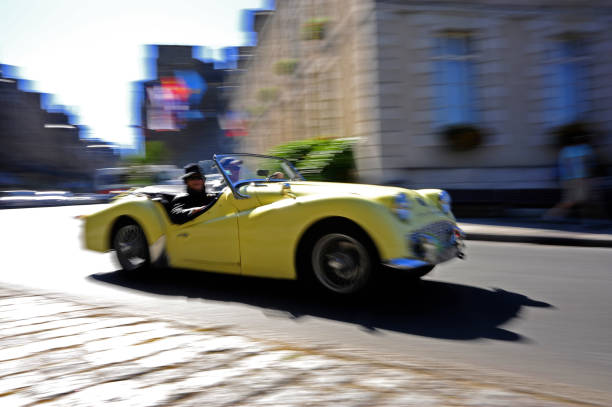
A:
<box><xmin>146</xmin><ymin>189</ymin><xmax>224</xmax><ymax>224</ymax></box>
<box><xmin>140</xmin><ymin>182</ymin><xmax>223</xmax><ymax>222</ymax></box>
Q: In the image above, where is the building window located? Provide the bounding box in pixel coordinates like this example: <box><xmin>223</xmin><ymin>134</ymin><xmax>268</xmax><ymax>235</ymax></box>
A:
<box><xmin>431</xmin><ymin>32</ymin><xmax>478</xmax><ymax>127</ymax></box>
<box><xmin>546</xmin><ymin>35</ymin><xmax>589</xmax><ymax>126</ymax></box>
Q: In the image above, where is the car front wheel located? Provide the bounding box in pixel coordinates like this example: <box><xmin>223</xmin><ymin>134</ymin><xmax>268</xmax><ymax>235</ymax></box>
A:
<box><xmin>113</xmin><ymin>222</ymin><xmax>150</xmax><ymax>273</ymax></box>
<box><xmin>310</xmin><ymin>231</ymin><xmax>374</xmax><ymax>295</ymax></box>
<box><xmin>409</xmin><ymin>265</ymin><xmax>435</xmax><ymax>279</ymax></box>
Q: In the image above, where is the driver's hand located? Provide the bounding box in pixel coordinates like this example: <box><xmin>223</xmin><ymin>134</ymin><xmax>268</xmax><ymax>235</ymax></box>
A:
<box><xmin>271</xmin><ymin>172</ymin><xmax>285</xmax><ymax>179</ymax></box>
<box><xmin>191</xmin><ymin>206</ymin><xmax>206</xmax><ymax>214</ymax></box>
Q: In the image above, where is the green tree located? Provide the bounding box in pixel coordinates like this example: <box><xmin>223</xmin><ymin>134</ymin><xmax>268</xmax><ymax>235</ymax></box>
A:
<box><xmin>269</xmin><ymin>137</ymin><xmax>357</xmax><ymax>182</ymax></box>
<box><xmin>124</xmin><ymin>141</ymin><xmax>168</xmax><ymax>165</ymax></box>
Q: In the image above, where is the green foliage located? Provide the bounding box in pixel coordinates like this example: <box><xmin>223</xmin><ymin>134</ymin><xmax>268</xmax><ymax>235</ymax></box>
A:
<box><xmin>143</xmin><ymin>141</ymin><xmax>167</xmax><ymax>163</ymax></box>
<box><xmin>301</xmin><ymin>17</ymin><xmax>329</xmax><ymax>40</ymax></box>
<box><xmin>269</xmin><ymin>139</ymin><xmax>315</xmax><ymax>163</ymax></box>
<box><xmin>121</xmin><ymin>141</ymin><xmax>169</xmax><ymax>185</ymax></box>
<box><xmin>441</xmin><ymin>124</ymin><xmax>484</xmax><ymax>151</ymax></box>
<box><xmin>257</xmin><ymin>87</ymin><xmax>280</xmax><ymax>103</ymax></box>
<box><xmin>269</xmin><ymin>137</ymin><xmax>357</xmax><ymax>182</ymax></box>
<box><xmin>275</xmin><ymin>59</ymin><xmax>298</xmax><ymax>75</ymax></box>
<box><xmin>247</xmin><ymin>105</ymin><xmax>267</xmax><ymax>117</ymax></box>
<box><xmin>124</xmin><ymin>141</ymin><xmax>167</xmax><ymax>165</ymax></box>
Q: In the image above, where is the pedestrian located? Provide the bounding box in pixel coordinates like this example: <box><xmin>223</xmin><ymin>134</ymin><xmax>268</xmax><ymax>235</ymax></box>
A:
<box><xmin>544</xmin><ymin>134</ymin><xmax>594</xmax><ymax>220</ymax></box>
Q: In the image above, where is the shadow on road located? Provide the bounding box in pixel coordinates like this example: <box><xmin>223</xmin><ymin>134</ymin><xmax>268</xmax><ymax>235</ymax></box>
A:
<box><xmin>89</xmin><ymin>269</ymin><xmax>552</xmax><ymax>342</ymax></box>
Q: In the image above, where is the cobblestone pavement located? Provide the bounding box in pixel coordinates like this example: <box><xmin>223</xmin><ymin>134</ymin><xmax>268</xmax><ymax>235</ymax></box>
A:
<box><xmin>0</xmin><ymin>287</ymin><xmax>608</xmax><ymax>407</ymax></box>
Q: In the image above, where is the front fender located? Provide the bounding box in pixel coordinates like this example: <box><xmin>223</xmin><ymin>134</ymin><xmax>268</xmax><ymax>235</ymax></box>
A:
<box><xmin>293</xmin><ymin>195</ymin><xmax>406</xmax><ymax>260</ymax></box>
<box><xmin>238</xmin><ymin>194</ymin><xmax>405</xmax><ymax>279</ymax></box>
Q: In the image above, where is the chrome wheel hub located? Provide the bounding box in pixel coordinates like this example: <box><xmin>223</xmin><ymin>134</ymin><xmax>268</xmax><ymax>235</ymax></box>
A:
<box><xmin>116</xmin><ymin>225</ymin><xmax>146</xmax><ymax>269</ymax></box>
<box><xmin>312</xmin><ymin>233</ymin><xmax>370</xmax><ymax>294</ymax></box>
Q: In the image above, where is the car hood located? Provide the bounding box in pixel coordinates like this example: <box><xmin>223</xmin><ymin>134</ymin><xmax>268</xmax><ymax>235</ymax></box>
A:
<box><xmin>245</xmin><ymin>181</ymin><xmax>443</xmax><ymax>209</ymax></box>
<box><xmin>285</xmin><ymin>181</ymin><xmax>405</xmax><ymax>198</ymax></box>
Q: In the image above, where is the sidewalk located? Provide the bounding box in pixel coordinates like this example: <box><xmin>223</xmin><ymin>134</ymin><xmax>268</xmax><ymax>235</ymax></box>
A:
<box><xmin>459</xmin><ymin>218</ymin><xmax>612</xmax><ymax>248</ymax></box>
<box><xmin>1</xmin><ymin>286</ymin><xmax>610</xmax><ymax>407</ymax></box>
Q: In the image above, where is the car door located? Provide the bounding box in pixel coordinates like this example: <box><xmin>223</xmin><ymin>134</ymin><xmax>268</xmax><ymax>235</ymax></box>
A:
<box><xmin>231</xmin><ymin>183</ymin><xmax>298</xmax><ymax>279</ymax></box>
<box><xmin>167</xmin><ymin>190</ymin><xmax>241</xmax><ymax>274</ymax></box>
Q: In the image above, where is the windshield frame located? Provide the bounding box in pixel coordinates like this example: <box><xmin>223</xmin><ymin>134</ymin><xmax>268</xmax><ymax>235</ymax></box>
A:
<box><xmin>213</xmin><ymin>153</ymin><xmax>304</xmax><ymax>199</ymax></box>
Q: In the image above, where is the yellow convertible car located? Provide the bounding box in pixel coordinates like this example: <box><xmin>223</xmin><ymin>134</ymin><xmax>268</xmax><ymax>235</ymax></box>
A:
<box><xmin>82</xmin><ymin>154</ymin><xmax>465</xmax><ymax>294</ymax></box>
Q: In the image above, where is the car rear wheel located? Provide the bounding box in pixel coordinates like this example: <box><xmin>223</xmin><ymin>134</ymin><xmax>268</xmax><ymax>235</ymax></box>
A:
<box><xmin>310</xmin><ymin>231</ymin><xmax>374</xmax><ymax>295</ymax></box>
<box><xmin>113</xmin><ymin>222</ymin><xmax>150</xmax><ymax>273</ymax></box>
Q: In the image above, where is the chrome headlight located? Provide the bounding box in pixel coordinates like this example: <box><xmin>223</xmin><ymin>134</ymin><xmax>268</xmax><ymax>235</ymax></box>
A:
<box><xmin>439</xmin><ymin>190</ymin><xmax>451</xmax><ymax>213</ymax></box>
<box><xmin>392</xmin><ymin>192</ymin><xmax>412</xmax><ymax>221</ymax></box>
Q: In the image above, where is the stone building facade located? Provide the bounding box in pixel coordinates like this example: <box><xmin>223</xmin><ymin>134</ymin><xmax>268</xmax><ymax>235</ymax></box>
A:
<box><xmin>230</xmin><ymin>0</ymin><xmax>612</xmax><ymax>190</ymax></box>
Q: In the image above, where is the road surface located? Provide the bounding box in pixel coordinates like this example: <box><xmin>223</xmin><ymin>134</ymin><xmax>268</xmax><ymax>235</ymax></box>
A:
<box><xmin>1</xmin><ymin>205</ymin><xmax>611</xmax><ymax>396</ymax></box>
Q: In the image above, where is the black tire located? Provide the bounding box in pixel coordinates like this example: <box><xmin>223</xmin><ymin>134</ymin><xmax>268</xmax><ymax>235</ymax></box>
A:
<box><xmin>112</xmin><ymin>222</ymin><xmax>150</xmax><ymax>274</ymax></box>
<box><xmin>305</xmin><ymin>225</ymin><xmax>377</xmax><ymax>295</ymax></box>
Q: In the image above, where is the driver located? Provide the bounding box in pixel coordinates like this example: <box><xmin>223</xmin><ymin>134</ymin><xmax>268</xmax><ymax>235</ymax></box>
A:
<box><xmin>169</xmin><ymin>163</ymin><xmax>216</xmax><ymax>224</ymax></box>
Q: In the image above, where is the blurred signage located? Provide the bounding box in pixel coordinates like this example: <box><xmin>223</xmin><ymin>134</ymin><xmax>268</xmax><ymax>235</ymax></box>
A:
<box><xmin>219</xmin><ymin>111</ymin><xmax>248</xmax><ymax>137</ymax></box>
<box><xmin>145</xmin><ymin>71</ymin><xmax>207</xmax><ymax>132</ymax></box>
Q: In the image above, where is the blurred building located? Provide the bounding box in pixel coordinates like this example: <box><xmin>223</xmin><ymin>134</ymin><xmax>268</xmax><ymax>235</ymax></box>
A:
<box><xmin>0</xmin><ymin>66</ymin><xmax>118</xmax><ymax>190</ymax></box>
<box><xmin>138</xmin><ymin>45</ymin><xmax>232</xmax><ymax>166</ymax></box>
<box><xmin>81</xmin><ymin>137</ymin><xmax>121</xmax><ymax>173</ymax></box>
<box><xmin>230</xmin><ymin>0</ymin><xmax>612</xmax><ymax>190</ymax></box>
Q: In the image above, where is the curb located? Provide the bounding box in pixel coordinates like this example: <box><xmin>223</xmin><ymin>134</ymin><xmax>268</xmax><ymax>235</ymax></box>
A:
<box><xmin>0</xmin><ymin>200</ymin><xmax>110</xmax><ymax>210</ymax></box>
<box><xmin>465</xmin><ymin>232</ymin><xmax>612</xmax><ymax>248</ymax></box>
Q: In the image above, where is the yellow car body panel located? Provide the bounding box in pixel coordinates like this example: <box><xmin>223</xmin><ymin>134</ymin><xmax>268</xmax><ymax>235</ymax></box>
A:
<box><xmin>235</xmin><ymin>182</ymin><xmax>456</xmax><ymax>279</ymax></box>
<box><xmin>165</xmin><ymin>190</ymin><xmax>241</xmax><ymax>274</ymax></box>
<box><xmin>82</xmin><ymin>180</ymin><xmax>460</xmax><ymax>280</ymax></box>
<box><xmin>83</xmin><ymin>195</ymin><xmax>167</xmax><ymax>253</ymax></box>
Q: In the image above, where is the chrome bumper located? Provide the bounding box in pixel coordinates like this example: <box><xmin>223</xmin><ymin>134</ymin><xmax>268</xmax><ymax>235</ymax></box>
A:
<box><xmin>149</xmin><ymin>235</ymin><xmax>166</xmax><ymax>263</ymax></box>
<box><xmin>384</xmin><ymin>258</ymin><xmax>431</xmax><ymax>269</ymax></box>
<box><xmin>383</xmin><ymin>226</ymin><xmax>466</xmax><ymax>270</ymax></box>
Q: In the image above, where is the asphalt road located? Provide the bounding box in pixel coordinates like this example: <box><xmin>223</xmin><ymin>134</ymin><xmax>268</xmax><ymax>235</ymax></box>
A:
<box><xmin>1</xmin><ymin>205</ymin><xmax>611</xmax><ymax>396</ymax></box>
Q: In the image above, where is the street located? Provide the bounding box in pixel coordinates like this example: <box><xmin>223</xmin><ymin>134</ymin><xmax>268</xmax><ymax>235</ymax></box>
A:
<box><xmin>1</xmin><ymin>205</ymin><xmax>612</xmax><ymax>399</ymax></box>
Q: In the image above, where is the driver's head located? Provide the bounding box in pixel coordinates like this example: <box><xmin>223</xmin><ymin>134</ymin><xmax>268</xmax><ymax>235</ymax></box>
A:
<box><xmin>220</xmin><ymin>157</ymin><xmax>242</xmax><ymax>183</ymax></box>
<box><xmin>182</xmin><ymin>163</ymin><xmax>205</xmax><ymax>192</ymax></box>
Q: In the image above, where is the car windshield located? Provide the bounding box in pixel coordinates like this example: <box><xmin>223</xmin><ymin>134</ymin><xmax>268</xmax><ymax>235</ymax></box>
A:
<box><xmin>196</xmin><ymin>160</ymin><xmax>228</xmax><ymax>194</ymax></box>
<box><xmin>215</xmin><ymin>154</ymin><xmax>303</xmax><ymax>187</ymax></box>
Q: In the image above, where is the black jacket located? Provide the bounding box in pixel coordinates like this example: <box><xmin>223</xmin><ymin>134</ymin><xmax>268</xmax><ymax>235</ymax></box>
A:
<box><xmin>169</xmin><ymin>188</ymin><xmax>216</xmax><ymax>224</ymax></box>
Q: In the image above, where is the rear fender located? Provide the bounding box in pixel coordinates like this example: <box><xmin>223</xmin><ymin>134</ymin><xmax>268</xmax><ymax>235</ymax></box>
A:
<box><xmin>84</xmin><ymin>197</ymin><xmax>169</xmax><ymax>255</ymax></box>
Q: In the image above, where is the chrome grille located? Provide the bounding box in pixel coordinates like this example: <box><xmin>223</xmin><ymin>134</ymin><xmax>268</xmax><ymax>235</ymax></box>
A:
<box><xmin>415</xmin><ymin>221</ymin><xmax>455</xmax><ymax>246</ymax></box>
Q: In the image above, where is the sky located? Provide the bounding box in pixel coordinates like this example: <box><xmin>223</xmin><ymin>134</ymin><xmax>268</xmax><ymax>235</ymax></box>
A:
<box><xmin>0</xmin><ymin>0</ymin><xmax>268</xmax><ymax>151</ymax></box>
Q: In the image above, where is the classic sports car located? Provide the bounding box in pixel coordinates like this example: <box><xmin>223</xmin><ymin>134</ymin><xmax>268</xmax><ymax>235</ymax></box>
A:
<box><xmin>81</xmin><ymin>154</ymin><xmax>465</xmax><ymax>294</ymax></box>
